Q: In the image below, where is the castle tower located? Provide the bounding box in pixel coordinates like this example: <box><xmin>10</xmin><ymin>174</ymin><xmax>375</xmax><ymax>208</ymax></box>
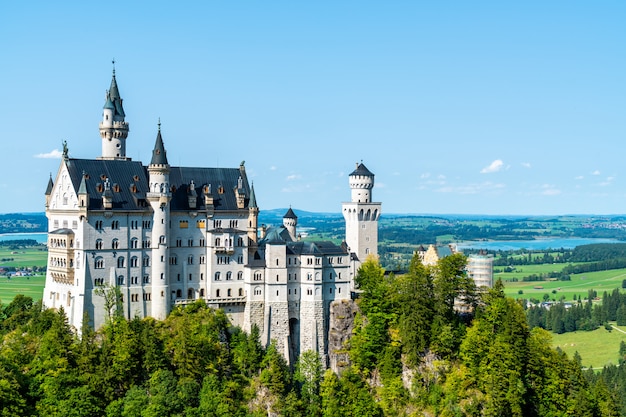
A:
<box><xmin>147</xmin><ymin>123</ymin><xmax>171</xmax><ymax>320</ymax></box>
<box><xmin>342</xmin><ymin>162</ymin><xmax>381</xmax><ymax>262</ymax></box>
<box><xmin>99</xmin><ymin>65</ymin><xmax>129</xmax><ymax>160</ymax></box>
<box><xmin>247</xmin><ymin>183</ymin><xmax>259</xmax><ymax>243</ymax></box>
<box><xmin>283</xmin><ymin>207</ymin><xmax>297</xmax><ymax>241</ymax></box>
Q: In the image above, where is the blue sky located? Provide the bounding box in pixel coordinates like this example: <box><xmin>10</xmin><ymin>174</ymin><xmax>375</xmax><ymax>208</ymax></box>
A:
<box><xmin>1</xmin><ymin>1</ymin><xmax>625</xmax><ymax>215</ymax></box>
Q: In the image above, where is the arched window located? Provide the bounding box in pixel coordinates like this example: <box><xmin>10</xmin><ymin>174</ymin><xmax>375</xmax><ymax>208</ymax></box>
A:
<box><xmin>95</xmin><ymin>257</ymin><xmax>104</xmax><ymax>269</ymax></box>
<box><xmin>200</xmin><ymin>288</ymin><xmax>205</xmax><ymax>297</ymax></box>
<box><xmin>95</xmin><ymin>239</ymin><xmax>103</xmax><ymax>250</ymax></box>
<box><xmin>239</xmin><ymin>288</ymin><xmax>243</xmax><ymax>296</ymax></box>
<box><xmin>214</xmin><ymin>272</ymin><xmax>221</xmax><ymax>281</ymax></box>
<box><xmin>187</xmin><ymin>289</ymin><xmax>194</xmax><ymax>299</ymax></box>
<box><xmin>226</xmin><ymin>271</ymin><xmax>232</xmax><ymax>281</ymax></box>
<box><xmin>176</xmin><ymin>289</ymin><xmax>182</xmax><ymax>298</ymax></box>
<box><xmin>112</xmin><ymin>239</ymin><xmax>119</xmax><ymax>249</ymax></box>
<box><xmin>227</xmin><ymin>288</ymin><xmax>232</xmax><ymax>297</ymax></box>
<box><xmin>216</xmin><ymin>289</ymin><xmax>221</xmax><ymax>298</ymax></box>
<box><xmin>117</xmin><ymin>256</ymin><xmax>125</xmax><ymax>268</ymax></box>
<box><xmin>237</xmin><ymin>271</ymin><xmax>243</xmax><ymax>280</ymax></box>
<box><xmin>130</xmin><ymin>238</ymin><xmax>138</xmax><ymax>249</ymax></box>
<box><xmin>131</xmin><ymin>256</ymin><xmax>138</xmax><ymax>267</ymax></box>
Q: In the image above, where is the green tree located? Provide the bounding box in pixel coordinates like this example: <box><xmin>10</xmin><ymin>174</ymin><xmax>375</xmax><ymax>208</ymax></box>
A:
<box><xmin>294</xmin><ymin>350</ymin><xmax>323</xmax><ymax>417</ymax></box>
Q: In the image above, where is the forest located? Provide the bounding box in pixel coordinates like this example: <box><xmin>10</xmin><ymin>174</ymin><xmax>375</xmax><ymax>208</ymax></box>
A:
<box><xmin>0</xmin><ymin>252</ymin><xmax>623</xmax><ymax>416</ymax></box>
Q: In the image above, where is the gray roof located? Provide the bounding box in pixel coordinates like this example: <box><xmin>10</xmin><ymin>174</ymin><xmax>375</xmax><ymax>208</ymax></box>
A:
<box><xmin>150</xmin><ymin>129</ymin><xmax>169</xmax><ymax>166</ymax></box>
<box><xmin>286</xmin><ymin>241</ymin><xmax>348</xmax><ymax>256</ymax></box>
<box><xmin>64</xmin><ymin>158</ymin><xmax>253</xmax><ymax>212</ymax></box>
<box><xmin>350</xmin><ymin>162</ymin><xmax>374</xmax><ymax>177</ymax></box>
<box><xmin>283</xmin><ymin>207</ymin><xmax>297</xmax><ymax>219</ymax></box>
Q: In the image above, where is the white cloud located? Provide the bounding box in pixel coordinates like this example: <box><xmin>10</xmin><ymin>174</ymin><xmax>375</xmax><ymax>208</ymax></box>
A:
<box><xmin>521</xmin><ymin>162</ymin><xmax>531</xmax><ymax>168</ymax></box>
<box><xmin>34</xmin><ymin>149</ymin><xmax>63</xmax><ymax>159</ymax></box>
<box><xmin>436</xmin><ymin>181</ymin><xmax>505</xmax><ymax>195</ymax></box>
<box><xmin>270</xmin><ymin>166</ymin><xmax>277</xmax><ymax>171</ymax></box>
<box><xmin>480</xmin><ymin>159</ymin><xmax>504</xmax><ymax>174</ymax></box>
<box><xmin>541</xmin><ymin>184</ymin><xmax>561</xmax><ymax>196</ymax></box>
<box><xmin>574</xmin><ymin>175</ymin><xmax>584</xmax><ymax>180</ymax></box>
<box><xmin>420</xmin><ymin>172</ymin><xmax>431</xmax><ymax>179</ymax></box>
<box><xmin>591</xmin><ymin>170</ymin><xmax>601</xmax><ymax>176</ymax></box>
<box><xmin>286</xmin><ymin>174</ymin><xmax>301</xmax><ymax>181</ymax></box>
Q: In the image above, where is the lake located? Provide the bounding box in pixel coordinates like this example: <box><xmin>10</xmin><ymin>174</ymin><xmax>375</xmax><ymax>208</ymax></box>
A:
<box><xmin>0</xmin><ymin>232</ymin><xmax>48</xmax><ymax>244</ymax></box>
<box><xmin>457</xmin><ymin>237</ymin><xmax>622</xmax><ymax>251</ymax></box>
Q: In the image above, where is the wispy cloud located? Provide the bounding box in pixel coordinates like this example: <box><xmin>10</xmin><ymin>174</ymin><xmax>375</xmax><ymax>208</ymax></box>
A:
<box><xmin>574</xmin><ymin>175</ymin><xmax>584</xmax><ymax>180</ymax></box>
<box><xmin>521</xmin><ymin>162</ymin><xmax>531</xmax><ymax>168</ymax></box>
<box><xmin>270</xmin><ymin>166</ymin><xmax>277</xmax><ymax>171</ymax></box>
<box><xmin>541</xmin><ymin>184</ymin><xmax>561</xmax><ymax>196</ymax></box>
<box><xmin>480</xmin><ymin>159</ymin><xmax>504</xmax><ymax>174</ymax></box>
<box><xmin>436</xmin><ymin>181</ymin><xmax>505</xmax><ymax>195</ymax></box>
<box><xmin>286</xmin><ymin>174</ymin><xmax>301</xmax><ymax>181</ymax></box>
<box><xmin>591</xmin><ymin>170</ymin><xmax>601</xmax><ymax>176</ymax></box>
<box><xmin>598</xmin><ymin>176</ymin><xmax>616</xmax><ymax>187</ymax></box>
<box><xmin>34</xmin><ymin>149</ymin><xmax>62</xmax><ymax>159</ymax></box>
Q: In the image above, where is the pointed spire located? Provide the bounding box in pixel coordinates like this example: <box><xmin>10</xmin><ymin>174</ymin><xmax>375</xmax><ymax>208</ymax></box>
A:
<box><xmin>284</xmin><ymin>206</ymin><xmax>297</xmax><ymax>219</ymax></box>
<box><xmin>45</xmin><ymin>174</ymin><xmax>54</xmax><ymax>195</ymax></box>
<box><xmin>150</xmin><ymin>120</ymin><xmax>169</xmax><ymax>166</ymax></box>
<box><xmin>249</xmin><ymin>182</ymin><xmax>258</xmax><ymax>208</ymax></box>
<box><xmin>78</xmin><ymin>171</ymin><xmax>88</xmax><ymax>194</ymax></box>
<box><xmin>108</xmin><ymin>60</ymin><xmax>125</xmax><ymax>117</ymax></box>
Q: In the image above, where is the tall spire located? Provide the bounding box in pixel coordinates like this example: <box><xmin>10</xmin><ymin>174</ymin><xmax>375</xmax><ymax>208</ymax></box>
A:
<box><xmin>249</xmin><ymin>182</ymin><xmax>258</xmax><ymax>208</ymax></box>
<box><xmin>99</xmin><ymin>62</ymin><xmax>129</xmax><ymax>160</ymax></box>
<box><xmin>150</xmin><ymin>119</ymin><xmax>169</xmax><ymax>166</ymax></box>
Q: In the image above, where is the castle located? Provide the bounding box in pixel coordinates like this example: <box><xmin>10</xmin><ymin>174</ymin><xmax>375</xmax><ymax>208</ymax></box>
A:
<box><xmin>42</xmin><ymin>69</ymin><xmax>381</xmax><ymax>364</ymax></box>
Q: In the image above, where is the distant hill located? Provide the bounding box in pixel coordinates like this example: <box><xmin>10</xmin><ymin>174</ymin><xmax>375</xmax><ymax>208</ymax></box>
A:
<box><xmin>0</xmin><ymin>213</ymin><xmax>47</xmax><ymax>234</ymax></box>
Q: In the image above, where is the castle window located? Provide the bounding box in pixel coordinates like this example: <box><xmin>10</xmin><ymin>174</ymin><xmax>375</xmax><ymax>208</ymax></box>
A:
<box><xmin>226</xmin><ymin>271</ymin><xmax>232</xmax><ymax>281</ymax></box>
<box><xmin>254</xmin><ymin>272</ymin><xmax>262</xmax><ymax>281</ymax></box>
<box><xmin>95</xmin><ymin>220</ymin><xmax>103</xmax><ymax>230</ymax></box>
<box><xmin>200</xmin><ymin>239</ymin><xmax>205</xmax><ymax>246</ymax></box>
<box><xmin>177</xmin><ymin>274</ymin><xmax>181</xmax><ymax>281</ymax></box>
<box><xmin>227</xmin><ymin>289</ymin><xmax>232</xmax><ymax>297</ymax></box>
<box><xmin>237</xmin><ymin>237</ymin><xmax>243</xmax><ymax>246</ymax></box>
<box><xmin>117</xmin><ymin>257</ymin><xmax>125</xmax><ymax>268</ymax></box>
<box><xmin>95</xmin><ymin>239</ymin><xmax>103</xmax><ymax>250</ymax></box>
<box><xmin>199</xmin><ymin>256</ymin><xmax>205</xmax><ymax>264</ymax></box>
<box><xmin>276</xmin><ymin>259</ymin><xmax>279</xmax><ymax>266</ymax></box>
<box><xmin>131</xmin><ymin>238</ymin><xmax>138</xmax><ymax>249</ymax></box>
<box><xmin>176</xmin><ymin>239</ymin><xmax>182</xmax><ymax>247</ymax></box>
<box><xmin>214</xmin><ymin>272</ymin><xmax>221</xmax><ymax>281</ymax></box>
<box><xmin>117</xmin><ymin>276</ymin><xmax>124</xmax><ymax>285</ymax></box>
<box><xmin>95</xmin><ymin>257</ymin><xmax>104</xmax><ymax>269</ymax></box>
<box><xmin>197</xmin><ymin>220</ymin><xmax>206</xmax><ymax>228</ymax></box>
<box><xmin>239</xmin><ymin>288</ymin><xmax>243</xmax><ymax>296</ymax></box>
<box><xmin>201</xmin><ymin>273</ymin><xmax>204</xmax><ymax>280</ymax></box>
<box><xmin>144</xmin><ymin>275</ymin><xmax>150</xmax><ymax>284</ymax></box>
<box><xmin>307</xmin><ymin>273</ymin><xmax>312</xmax><ymax>281</ymax></box>
<box><xmin>254</xmin><ymin>287</ymin><xmax>262</xmax><ymax>296</ymax></box>
<box><xmin>338</xmin><ymin>288</ymin><xmax>341</xmax><ymax>294</ymax></box>
<box><xmin>179</xmin><ymin>220</ymin><xmax>188</xmax><ymax>229</ymax></box>
<box><xmin>188</xmin><ymin>239</ymin><xmax>193</xmax><ymax>247</ymax></box>
<box><xmin>142</xmin><ymin>220</ymin><xmax>151</xmax><ymax>229</ymax></box>
<box><xmin>160</xmin><ymin>235</ymin><xmax>166</xmax><ymax>244</ymax></box>
<box><xmin>188</xmin><ymin>255</ymin><xmax>193</xmax><ymax>265</ymax></box>
<box><xmin>215</xmin><ymin>238</ymin><xmax>221</xmax><ymax>246</ymax></box>
<box><xmin>131</xmin><ymin>257</ymin><xmax>138</xmax><ymax>267</ymax></box>
<box><xmin>176</xmin><ymin>289</ymin><xmax>182</xmax><ymax>298</ymax></box>
<box><xmin>216</xmin><ymin>289</ymin><xmax>220</xmax><ymax>298</ymax></box>
<box><xmin>131</xmin><ymin>220</ymin><xmax>138</xmax><ymax>230</ymax></box>
<box><xmin>112</xmin><ymin>220</ymin><xmax>119</xmax><ymax>230</ymax></box>
<box><xmin>237</xmin><ymin>271</ymin><xmax>243</xmax><ymax>280</ymax></box>
<box><xmin>142</xmin><ymin>256</ymin><xmax>150</xmax><ymax>267</ymax></box>
<box><xmin>112</xmin><ymin>239</ymin><xmax>119</xmax><ymax>249</ymax></box>
<box><xmin>189</xmin><ymin>274</ymin><xmax>192</xmax><ymax>281</ymax></box>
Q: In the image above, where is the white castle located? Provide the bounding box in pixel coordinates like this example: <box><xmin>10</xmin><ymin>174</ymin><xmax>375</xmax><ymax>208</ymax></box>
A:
<box><xmin>42</xmin><ymin>69</ymin><xmax>381</xmax><ymax>364</ymax></box>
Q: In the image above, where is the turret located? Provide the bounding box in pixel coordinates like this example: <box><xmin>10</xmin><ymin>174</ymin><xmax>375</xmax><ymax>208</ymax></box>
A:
<box><xmin>248</xmin><ymin>183</ymin><xmax>259</xmax><ymax>243</ymax></box>
<box><xmin>99</xmin><ymin>64</ymin><xmax>130</xmax><ymax>160</ymax></box>
<box><xmin>342</xmin><ymin>162</ymin><xmax>381</xmax><ymax>263</ymax></box>
<box><xmin>283</xmin><ymin>207</ymin><xmax>297</xmax><ymax>241</ymax></box>
<box><xmin>146</xmin><ymin>122</ymin><xmax>171</xmax><ymax>320</ymax></box>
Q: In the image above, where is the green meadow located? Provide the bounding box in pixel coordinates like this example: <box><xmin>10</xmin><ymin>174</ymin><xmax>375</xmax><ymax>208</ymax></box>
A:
<box><xmin>500</xmin><ymin>265</ymin><xmax>626</xmax><ymax>302</ymax></box>
<box><xmin>552</xmin><ymin>324</ymin><xmax>626</xmax><ymax>369</ymax></box>
<box><xmin>0</xmin><ymin>274</ymin><xmax>45</xmax><ymax>303</ymax></box>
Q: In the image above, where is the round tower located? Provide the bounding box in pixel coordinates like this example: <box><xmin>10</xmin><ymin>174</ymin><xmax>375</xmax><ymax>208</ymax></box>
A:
<box><xmin>99</xmin><ymin>65</ymin><xmax>130</xmax><ymax>160</ymax></box>
<box><xmin>342</xmin><ymin>162</ymin><xmax>381</xmax><ymax>263</ymax></box>
<box><xmin>146</xmin><ymin>123</ymin><xmax>171</xmax><ymax>320</ymax></box>
<box><xmin>283</xmin><ymin>207</ymin><xmax>298</xmax><ymax>241</ymax></box>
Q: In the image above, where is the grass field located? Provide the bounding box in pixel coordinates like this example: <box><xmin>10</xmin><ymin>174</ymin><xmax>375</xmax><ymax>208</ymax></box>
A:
<box><xmin>552</xmin><ymin>323</ymin><xmax>626</xmax><ymax>369</ymax></box>
<box><xmin>0</xmin><ymin>246</ymin><xmax>47</xmax><ymax>268</ymax></box>
<box><xmin>501</xmin><ymin>267</ymin><xmax>626</xmax><ymax>302</ymax></box>
<box><xmin>0</xmin><ymin>274</ymin><xmax>45</xmax><ymax>303</ymax></box>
